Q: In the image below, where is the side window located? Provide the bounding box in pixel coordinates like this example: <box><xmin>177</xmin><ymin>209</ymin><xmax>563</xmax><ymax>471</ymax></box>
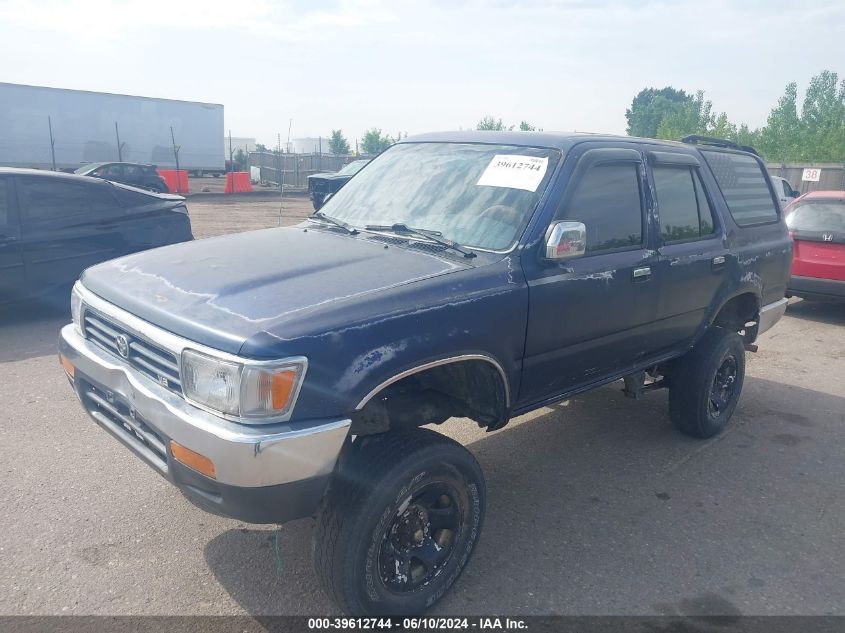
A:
<box><xmin>561</xmin><ymin>163</ymin><xmax>643</xmax><ymax>253</ymax></box>
<box><xmin>87</xmin><ymin>183</ymin><xmax>121</xmax><ymax>213</ymax></box>
<box><xmin>653</xmin><ymin>167</ymin><xmax>717</xmax><ymax>242</ymax></box>
<box><xmin>19</xmin><ymin>178</ymin><xmax>89</xmax><ymax>224</ymax></box>
<box><xmin>701</xmin><ymin>150</ymin><xmax>779</xmax><ymax>226</ymax></box>
<box><xmin>0</xmin><ymin>178</ymin><xmax>10</xmax><ymax>226</ymax></box>
<box><xmin>123</xmin><ymin>165</ymin><xmax>141</xmax><ymax>179</ymax></box>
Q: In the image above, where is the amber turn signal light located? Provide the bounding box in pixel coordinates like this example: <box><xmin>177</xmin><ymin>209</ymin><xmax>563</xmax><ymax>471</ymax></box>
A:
<box><xmin>170</xmin><ymin>441</ymin><xmax>216</xmax><ymax>479</ymax></box>
<box><xmin>59</xmin><ymin>353</ymin><xmax>75</xmax><ymax>379</ymax></box>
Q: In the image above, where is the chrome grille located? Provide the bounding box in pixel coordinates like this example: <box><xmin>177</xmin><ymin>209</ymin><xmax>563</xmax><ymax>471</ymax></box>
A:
<box><xmin>83</xmin><ymin>309</ymin><xmax>182</xmax><ymax>393</ymax></box>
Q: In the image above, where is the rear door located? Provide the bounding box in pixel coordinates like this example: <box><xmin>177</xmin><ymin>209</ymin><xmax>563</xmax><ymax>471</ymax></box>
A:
<box><xmin>647</xmin><ymin>151</ymin><xmax>727</xmax><ymax>352</ymax></box>
<box><xmin>17</xmin><ymin>176</ymin><xmax>124</xmax><ymax>289</ymax></box>
<box><xmin>0</xmin><ymin>175</ymin><xmax>25</xmax><ymax>304</ymax></box>
<box><xmin>788</xmin><ymin>199</ymin><xmax>845</xmax><ymax>281</ymax></box>
<box><xmin>520</xmin><ymin>145</ymin><xmax>661</xmax><ymax>405</ymax></box>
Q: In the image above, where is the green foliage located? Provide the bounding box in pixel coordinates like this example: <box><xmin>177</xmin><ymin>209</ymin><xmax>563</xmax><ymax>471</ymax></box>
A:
<box><xmin>627</xmin><ymin>71</ymin><xmax>845</xmax><ymax>162</ymax></box>
<box><xmin>361</xmin><ymin>128</ymin><xmax>394</xmax><ymax>155</ymax></box>
<box><xmin>477</xmin><ymin>116</ymin><xmax>506</xmax><ymax>131</ymax></box>
<box><xmin>255</xmin><ymin>143</ymin><xmax>267</xmax><ymax>152</ymax></box>
<box><xmin>625</xmin><ymin>87</ymin><xmax>690</xmax><ymax>137</ymax></box>
<box><xmin>328</xmin><ymin>129</ymin><xmax>351</xmax><ymax>155</ymax></box>
<box><xmin>234</xmin><ymin>148</ymin><xmax>248</xmax><ymax>171</ymax></box>
<box><xmin>519</xmin><ymin>121</ymin><xmax>536</xmax><ymax>131</ymax></box>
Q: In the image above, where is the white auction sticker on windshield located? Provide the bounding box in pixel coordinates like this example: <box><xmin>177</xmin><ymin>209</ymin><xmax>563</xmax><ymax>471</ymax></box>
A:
<box><xmin>476</xmin><ymin>154</ymin><xmax>549</xmax><ymax>192</ymax></box>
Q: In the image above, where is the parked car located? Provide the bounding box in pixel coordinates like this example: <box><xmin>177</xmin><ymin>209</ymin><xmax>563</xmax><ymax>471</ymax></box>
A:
<box><xmin>771</xmin><ymin>175</ymin><xmax>801</xmax><ymax>208</ymax></box>
<box><xmin>785</xmin><ymin>190</ymin><xmax>845</xmax><ymax>301</ymax></box>
<box><xmin>59</xmin><ymin>132</ymin><xmax>790</xmax><ymax>616</ymax></box>
<box><xmin>0</xmin><ymin>168</ymin><xmax>192</xmax><ymax>307</ymax></box>
<box><xmin>75</xmin><ymin>162</ymin><xmax>170</xmax><ymax>193</ymax></box>
<box><xmin>307</xmin><ymin>159</ymin><xmax>369</xmax><ymax>210</ymax></box>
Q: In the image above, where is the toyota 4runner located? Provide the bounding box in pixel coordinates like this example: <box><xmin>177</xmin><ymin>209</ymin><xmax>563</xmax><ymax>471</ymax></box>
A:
<box><xmin>59</xmin><ymin>131</ymin><xmax>791</xmax><ymax>615</ymax></box>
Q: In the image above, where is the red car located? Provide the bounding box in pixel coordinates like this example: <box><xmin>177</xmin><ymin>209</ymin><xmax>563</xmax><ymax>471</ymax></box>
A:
<box><xmin>786</xmin><ymin>190</ymin><xmax>845</xmax><ymax>301</ymax></box>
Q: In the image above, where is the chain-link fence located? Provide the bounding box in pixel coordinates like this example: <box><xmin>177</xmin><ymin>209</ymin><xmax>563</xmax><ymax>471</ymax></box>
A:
<box><xmin>248</xmin><ymin>152</ymin><xmax>366</xmax><ymax>189</ymax></box>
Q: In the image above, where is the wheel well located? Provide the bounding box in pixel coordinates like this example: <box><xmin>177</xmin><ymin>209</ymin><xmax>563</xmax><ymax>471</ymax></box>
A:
<box><xmin>350</xmin><ymin>360</ymin><xmax>509</xmax><ymax>436</ymax></box>
<box><xmin>712</xmin><ymin>293</ymin><xmax>760</xmax><ymax>341</ymax></box>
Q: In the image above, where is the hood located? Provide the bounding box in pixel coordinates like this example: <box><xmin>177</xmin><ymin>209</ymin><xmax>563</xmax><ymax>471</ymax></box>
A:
<box><xmin>81</xmin><ymin>226</ymin><xmax>471</xmax><ymax>354</ymax></box>
<box><xmin>308</xmin><ymin>172</ymin><xmax>349</xmax><ymax>181</ymax></box>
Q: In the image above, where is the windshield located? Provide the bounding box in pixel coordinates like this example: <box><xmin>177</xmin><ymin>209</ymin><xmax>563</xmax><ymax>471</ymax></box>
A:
<box><xmin>74</xmin><ymin>164</ymin><xmax>102</xmax><ymax>175</ymax></box>
<box><xmin>320</xmin><ymin>142</ymin><xmax>559</xmax><ymax>251</ymax></box>
<box><xmin>787</xmin><ymin>201</ymin><xmax>845</xmax><ymax>232</ymax></box>
<box><xmin>337</xmin><ymin>160</ymin><xmax>368</xmax><ymax>176</ymax></box>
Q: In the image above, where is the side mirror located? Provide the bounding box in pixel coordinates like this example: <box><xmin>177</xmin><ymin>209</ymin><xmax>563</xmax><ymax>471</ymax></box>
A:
<box><xmin>543</xmin><ymin>221</ymin><xmax>587</xmax><ymax>261</ymax></box>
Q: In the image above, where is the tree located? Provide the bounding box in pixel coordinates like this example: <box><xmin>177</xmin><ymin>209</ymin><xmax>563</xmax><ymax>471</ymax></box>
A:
<box><xmin>625</xmin><ymin>87</ymin><xmax>691</xmax><ymax>137</ymax></box>
<box><xmin>477</xmin><ymin>116</ymin><xmax>506</xmax><ymax>131</ymax></box>
<box><xmin>255</xmin><ymin>143</ymin><xmax>267</xmax><ymax>152</ymax></box>
<box><xmin>234</xmin><ymin>148</ymin><xmax>248</xmax><ymax>171</ymax></box>
<box><xmin>656</xmin><ymin>91</ymin><xmax>715</xmax><ymax>140</ymax></box>
<box><xmin>518</xmin><ymin>121</ymin><xmax>536</xmax><ymax>131</ymax></box>
<box><xmin>328</xmin><ymin>129</ymin><xmax>351</xmax><ymax>155</ymax></box>
<box><xmin>758</xmin><ymin>82</ymin><xmax>802</xmax><ymax>161</ymax></box>
<box><xmin>361</xmin><ymin>128</ymin><xmax>393</xmax><ymax>155</ymax></box>
<box><xmin>799</xmin><ymin>70</ymin><xmax>845</xmax><ymax>161</ymax></box>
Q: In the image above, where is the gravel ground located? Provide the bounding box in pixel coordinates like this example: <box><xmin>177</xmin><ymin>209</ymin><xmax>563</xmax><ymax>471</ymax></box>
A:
<box><xmin>0</xmin><ymin>197</ymin><xmax>843</xmax><ymax>617</ymax></box>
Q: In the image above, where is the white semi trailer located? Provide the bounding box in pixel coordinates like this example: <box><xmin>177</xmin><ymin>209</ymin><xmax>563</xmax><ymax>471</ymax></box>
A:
<box><xmin>0</xmin><ymin>82</ymin><xmax>225</xmax><ymax>173</ymax></box>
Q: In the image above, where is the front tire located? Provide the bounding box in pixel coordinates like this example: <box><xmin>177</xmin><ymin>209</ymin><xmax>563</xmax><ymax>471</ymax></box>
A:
<box><xmin>669</xmin><ymin>327</ymin><xmax>746</xmax><ymax>438</ymax></box>
<box><xmin>314</xmin><ymin>428</ymin><xmax>485</xmax><ymax>616</ymax></box>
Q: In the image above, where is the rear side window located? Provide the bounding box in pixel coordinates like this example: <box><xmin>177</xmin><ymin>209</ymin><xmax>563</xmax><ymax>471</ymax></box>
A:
<box><xmin>562</xmin><ymin>164</ymin><xmax>643</xmax><ymax>253</ymax></box>
<box><xmin>701</xmin><ymin>150</ymin><xmax>778</xmax><ymax>226</ymax></box>
<box><xmin>112</xmin><ymin>184</ymin><xmax>157</xmax><ymax>207</ymax></box>
<box><xmin>653</xmin><ymin>167</ymin><xmax>717</xmax><ymax>242</ymax></box>
<box><xmin>18</xmin><ymin>178</ymin><xmax>89</xmax><ymax>223</ymax></box>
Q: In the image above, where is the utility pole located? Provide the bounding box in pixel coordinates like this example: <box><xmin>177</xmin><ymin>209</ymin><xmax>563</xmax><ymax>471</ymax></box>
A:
<box><xmin>170</xmin><ymin>126</ymin><xmax>181</xmax><ymax>192</ymax></box>
<box><xmin>115</xmin><ymin>121</ymin><xmax>123</xmax><ymax>162</ymax></box>
<box><xmin>48</xmin><ymin>116</ymin><xmax>56</xmax><ymax>171</ymax></box>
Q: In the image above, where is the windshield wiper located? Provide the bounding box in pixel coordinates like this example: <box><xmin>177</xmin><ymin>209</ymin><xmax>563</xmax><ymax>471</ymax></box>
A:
<box><xmin>364</xmin><ymin>223</ymin><xmax>476</xmax><ymax>259</ymax></box>
<box><xmin>309</xmin><ymin>211</ymin><xmax>359</xmax><ymax>235</ymax></box>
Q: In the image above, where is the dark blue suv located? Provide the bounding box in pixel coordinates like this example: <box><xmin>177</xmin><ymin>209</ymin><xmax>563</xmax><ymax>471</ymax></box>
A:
<box><xmin>59</xmin><ymin>131</ymin><xmax>791</xmax><ymax>615</ymax></box>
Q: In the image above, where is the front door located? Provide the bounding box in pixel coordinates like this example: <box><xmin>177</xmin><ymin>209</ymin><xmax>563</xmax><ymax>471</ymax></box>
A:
<box><xmin>519</xmin><ymin>145</ymin><xmax>660</xmax><ymax>407</ymax></box>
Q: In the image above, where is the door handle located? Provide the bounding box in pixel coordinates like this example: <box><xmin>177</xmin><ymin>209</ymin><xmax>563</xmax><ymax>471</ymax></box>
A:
<box><xmin>712</xmin><ymin>255</ymin><xmax>726</xmax><ymax>269</ymax></box>
<box><xmin>632</xmin><ymin>266</ymin><xmax>652</xmax><ymax>281</ymax></box>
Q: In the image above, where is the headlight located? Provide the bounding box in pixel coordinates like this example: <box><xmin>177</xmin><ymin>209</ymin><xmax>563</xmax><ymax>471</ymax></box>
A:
<box><xmin>70</xmin><ymin>284</ymin><xmax>84</xmax><ymax>333</ymax></box>
<box><xmin>181</xmin><ymin>349</ymin><xmax>307</xmax><ymax>422</ymax></box>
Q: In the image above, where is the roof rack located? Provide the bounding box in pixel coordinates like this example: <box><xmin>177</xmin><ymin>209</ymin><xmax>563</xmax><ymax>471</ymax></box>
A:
<box><xmin>680</xmin><ymin>135</ymin><xmax>759</xmax><ymax>156</ymax></box>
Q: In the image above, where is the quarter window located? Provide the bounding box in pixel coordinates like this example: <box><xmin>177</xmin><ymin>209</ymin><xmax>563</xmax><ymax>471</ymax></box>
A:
<box><xmin>562</xmin><ymin>164</ymin><xmax>643</xmax><ymax>253</ymax></box>
<box><xmin>701</xmin><ymin>150</ymin><xmax>778</xmax><ymax>226</ymax></box>
<box><xmin>654</xmin><ymin>167</ymin><xmax>717</xmax><ymax>242</ymax></box>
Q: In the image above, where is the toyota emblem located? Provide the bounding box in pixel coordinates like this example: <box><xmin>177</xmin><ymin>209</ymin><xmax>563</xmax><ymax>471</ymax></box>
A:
<box><xmin>115</xmin><ymin>334</ymin><xmax>130</xmax><ymax>359</ymax></box>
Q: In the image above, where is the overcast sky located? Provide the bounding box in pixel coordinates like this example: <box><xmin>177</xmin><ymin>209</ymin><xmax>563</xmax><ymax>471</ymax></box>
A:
<box><xmin>1</xmin><ymin>0</ymin><xmax>843</xmax><ymax>146</ymax></box>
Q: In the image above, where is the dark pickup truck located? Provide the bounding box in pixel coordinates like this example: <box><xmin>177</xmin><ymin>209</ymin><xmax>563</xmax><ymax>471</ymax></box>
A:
<box><xmin>59</xmin><ymin>131</ymin><xmax>791</xmax><ymax>616</ymax></box>
<box><xmin>307</xmin><ymin>159</ymin><xmax>369</xmax><ymax>210</ymax></box>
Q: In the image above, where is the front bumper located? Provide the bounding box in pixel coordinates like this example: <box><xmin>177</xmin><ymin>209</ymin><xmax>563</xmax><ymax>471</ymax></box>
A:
<box><xmin>788</xmin><ymin>275</ymin><xmax>845</xmax><ymax>301</ymax></box>
<box><xmin>59</xmin><ymin>324</ymin><xmax>350</xmax><ymax>523</ymax></box>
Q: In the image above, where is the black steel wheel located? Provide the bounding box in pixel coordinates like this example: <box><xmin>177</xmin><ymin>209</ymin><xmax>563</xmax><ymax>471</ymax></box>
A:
<box><xmin>670</xmin><ymin>327</ymin><xmax>746</xmax><ymax>438</ymax></box>
<box><xmin>314</xmin><ymin>428</ymin><xmax>485</xmax><ymax>616</ymax></box>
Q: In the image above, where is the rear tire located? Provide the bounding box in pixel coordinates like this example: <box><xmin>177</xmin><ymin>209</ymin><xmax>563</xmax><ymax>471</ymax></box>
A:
<box><xmin>669</xmin><ymin>327</ymin><xmax>746</xmax><ymax>438</ymax></box>
<box><xmin>314</xmin><ymin>428</ymin><xmax>485</xmax><ymax>616</ymax></box>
